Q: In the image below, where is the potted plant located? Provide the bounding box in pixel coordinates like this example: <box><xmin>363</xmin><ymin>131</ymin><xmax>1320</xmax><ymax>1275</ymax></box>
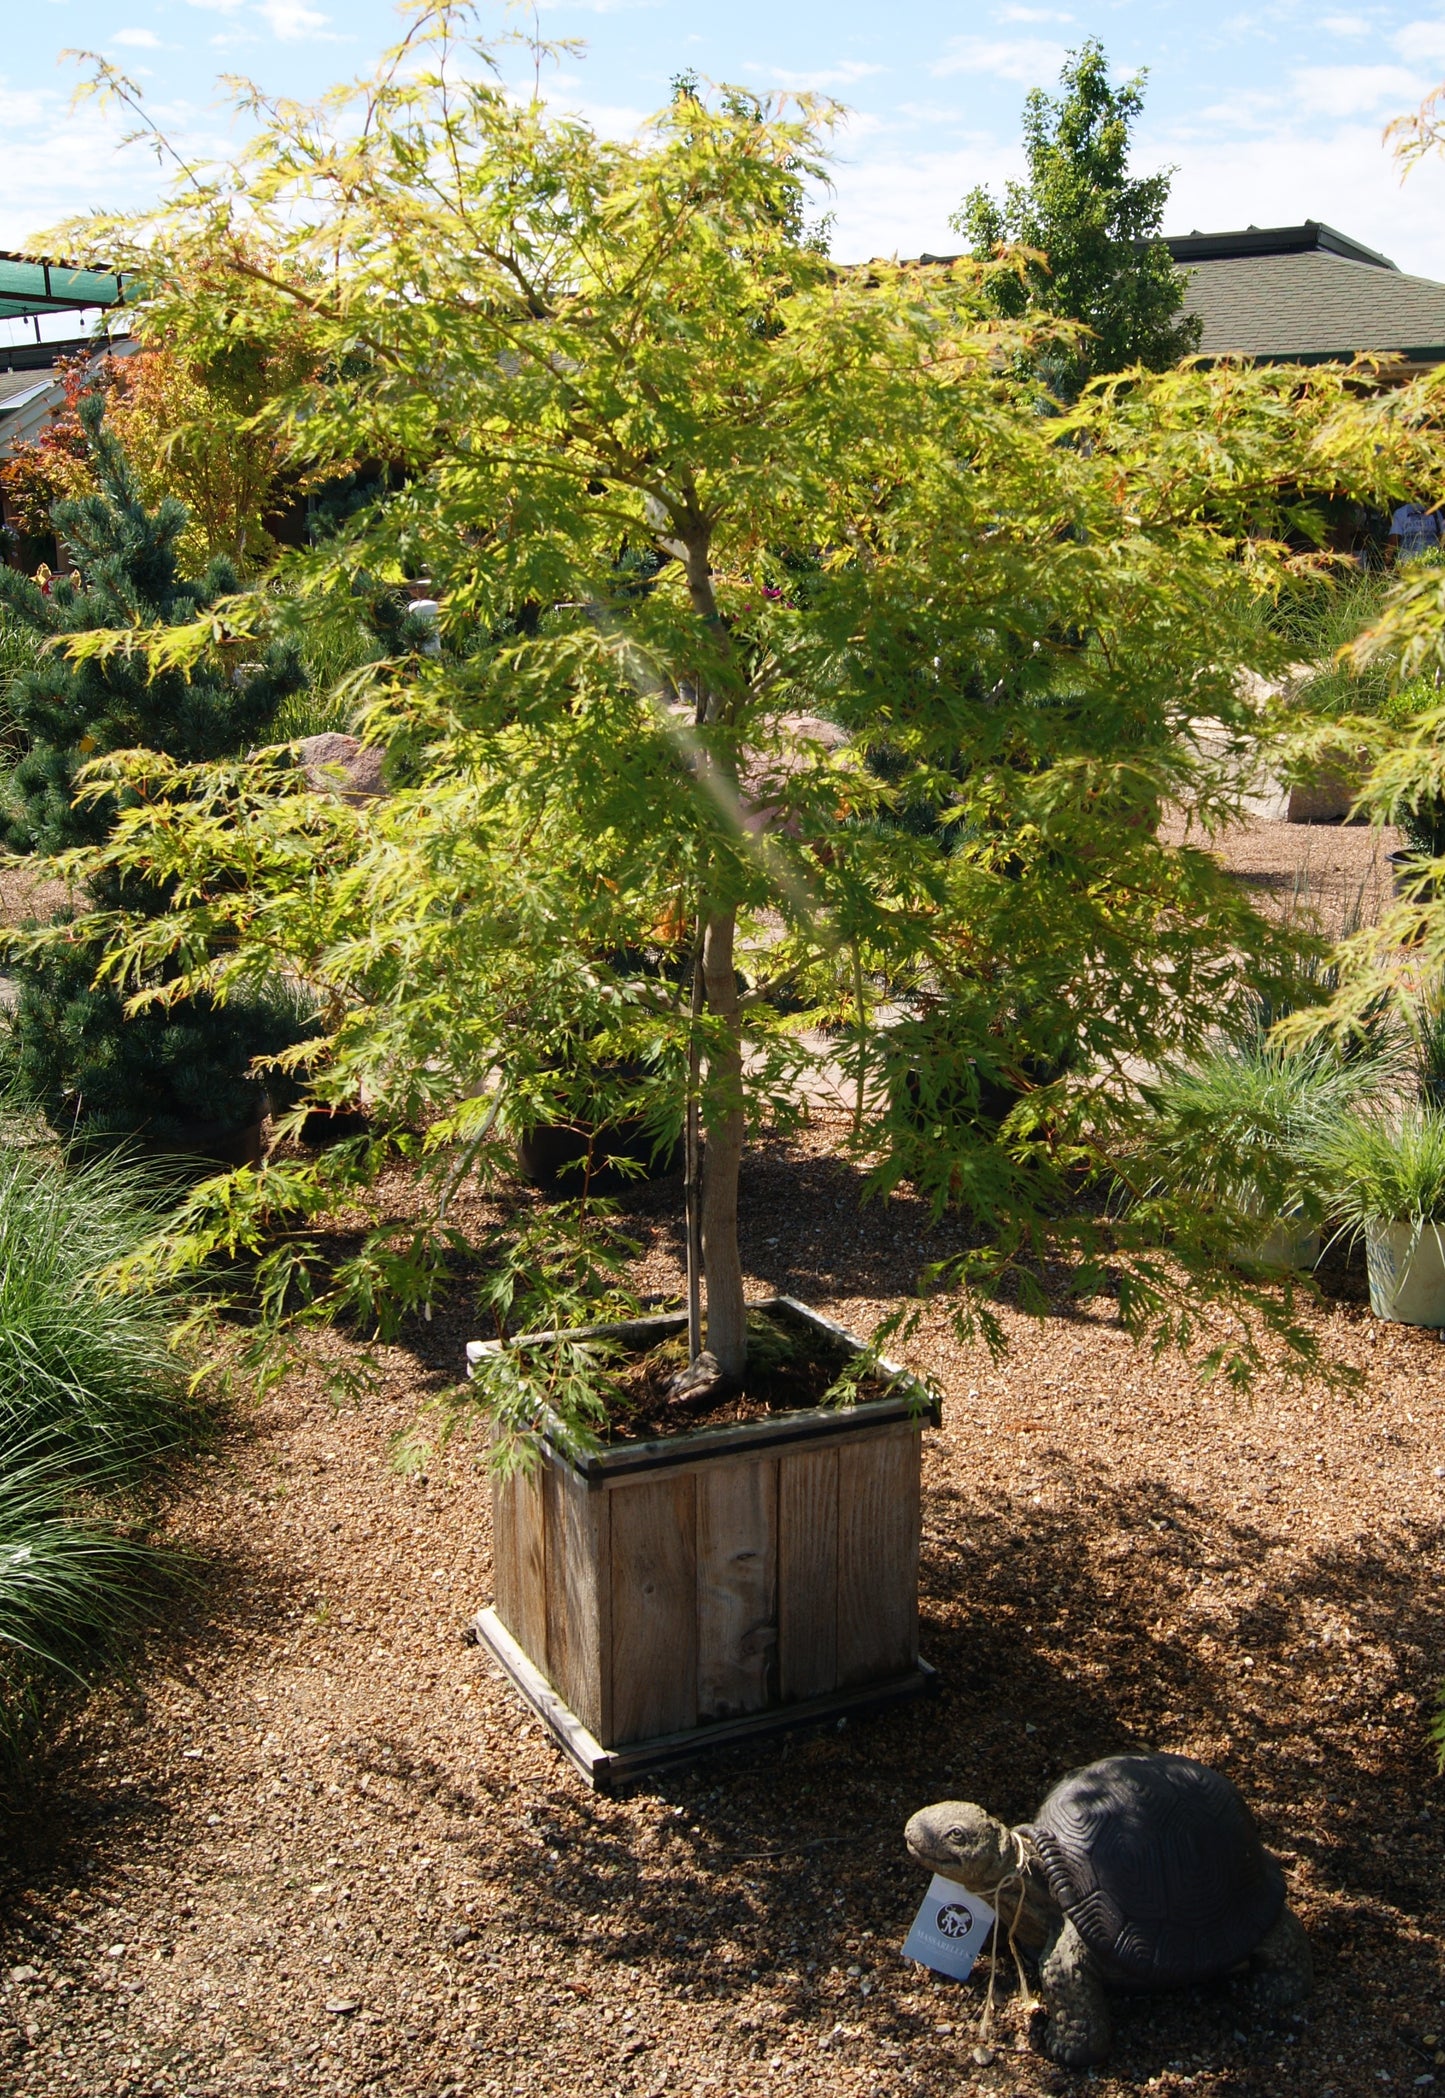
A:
<box><xmin>56</xmin><ymin>23</ymin><xmax>1433</xmax><ymax>1781</ymax></box>
<box><xmin>1320</xmin><ymin>1107</ymin><xmax>1445</xmax><ymax>1325</ymax></box>
<box><xmin>1137</xmin><ymin>1026</ymin><xmax>1393</xmax><ymax>1271</ymax></box>
<box><xmin>469</xmin><ymin>1298</ymin><xmax>938</xmax><ymax>1788</ymax></box>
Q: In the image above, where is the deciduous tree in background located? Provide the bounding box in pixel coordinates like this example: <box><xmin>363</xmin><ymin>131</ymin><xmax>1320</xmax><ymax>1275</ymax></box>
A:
<box><xmin>2</xmin><ymin>316</ymin><xmax>313</xmax><ymax>573</ymax></box>
<box><xmin>953</xmin><ymin>40</ymin><xmax>1201</xmax><ymax>395</ymax></box>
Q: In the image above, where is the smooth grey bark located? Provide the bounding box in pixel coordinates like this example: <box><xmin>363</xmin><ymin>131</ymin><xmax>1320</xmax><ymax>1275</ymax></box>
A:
<box><xmin>700</xmin><ymin>904</ymin><xmax>747</xmax><ymax>1377</ymax></box>
<box><xmin>669</xmin><ymin>506</ymin><xmax>749</xmax><ymax>1380</ymax></box>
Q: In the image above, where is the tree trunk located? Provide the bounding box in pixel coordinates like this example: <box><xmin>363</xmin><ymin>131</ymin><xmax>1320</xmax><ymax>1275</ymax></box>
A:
<box><xmin>664</xmin><ymin>509</ymin><xmax>750</xmax><ymax>1379</ymax></box>
<box><xmin>700</xmin><ymin>904</ymin><xmax>747</xmax><ymax>1379</ymax></box>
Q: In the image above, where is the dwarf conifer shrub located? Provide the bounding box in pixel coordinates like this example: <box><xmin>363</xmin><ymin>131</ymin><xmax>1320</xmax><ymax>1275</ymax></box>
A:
<box><xmin>0</xmin><ymin>393</ymin><xmax>313</xmax><ymax>1148</ymax></box>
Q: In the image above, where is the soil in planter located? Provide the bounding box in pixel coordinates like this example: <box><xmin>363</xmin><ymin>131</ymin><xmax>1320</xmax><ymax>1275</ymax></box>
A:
<box><xmin>602</xmin><ymin>1307</ymin><xmax>874</xmax><ymax>1440</ymax></box>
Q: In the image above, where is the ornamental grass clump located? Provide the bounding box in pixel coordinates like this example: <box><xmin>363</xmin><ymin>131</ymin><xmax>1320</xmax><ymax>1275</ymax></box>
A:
<box><xmin>0</xmin><ymin>1142</ymin><xmax>191</xmax><ymax>1457</ymax></box>
<box><xmin>0</xmin><ymin>1133</ymin><xmax>193</xmax><ymax>1745</ymax></box>
<box><xmin>1317</xmin><ymin>1106</ymin><xmax>1445</xmax><ymax>1234</ymax></box>
<box><xmin>1140</xmin><ymin>1031</ymin><xmax>1398</xmax><ymax>1242</ymax></box>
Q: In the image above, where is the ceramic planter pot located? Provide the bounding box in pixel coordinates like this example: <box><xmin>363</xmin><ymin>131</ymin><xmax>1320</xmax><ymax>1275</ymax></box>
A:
<box><xmin>469</xmin><ymin>1296</ymin><xmax>940</xmax><ymax>1790</ymax></box>
<box><xmin>1365</xmin><ymin>1221</ymin><xmax>1445</xmax><ymax>1325</ymax></box>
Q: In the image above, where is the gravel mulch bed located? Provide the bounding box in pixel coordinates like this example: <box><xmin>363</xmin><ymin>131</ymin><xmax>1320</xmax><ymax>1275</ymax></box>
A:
<box><xmin>1158</xmin><ymin>812</ymin><xmax>1401</xmax><ymax>942</ymax></box>
<box><xmin>0</xmin><ymin>809</ymin><xmax>1439</xmax><ymax>2098</ymax></box>
<box><xmin>0</xmin><ymin>1119</ymin><xmax>1440</xmax><ymax>2098</ymax></box>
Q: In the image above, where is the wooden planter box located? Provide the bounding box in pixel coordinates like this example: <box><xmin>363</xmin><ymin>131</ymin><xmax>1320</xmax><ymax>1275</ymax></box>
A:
<box><xmin>468</xmin><ymin>1296</ymin><xmax>940</xmax><ymax>1789</ymax></box>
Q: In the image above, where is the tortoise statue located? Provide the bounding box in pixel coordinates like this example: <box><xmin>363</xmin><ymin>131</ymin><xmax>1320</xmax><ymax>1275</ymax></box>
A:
<box><xmin>905</xmin><ymin>1752</ymin><xmax>1312</xmax><ymax>2068</ymax></box>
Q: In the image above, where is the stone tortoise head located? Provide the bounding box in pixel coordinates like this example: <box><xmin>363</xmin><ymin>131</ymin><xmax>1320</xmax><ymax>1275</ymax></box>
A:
<box><xmin>905</xmin><ymin>1802</ymin><xmax>1017</xmax><ymax>1894</ymax></box>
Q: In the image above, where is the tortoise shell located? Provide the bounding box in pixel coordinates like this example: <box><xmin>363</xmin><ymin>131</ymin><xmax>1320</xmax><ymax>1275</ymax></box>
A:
<box><xmin>1022</xmin><ymin>1753</ymin><xmax>1286</xmax><ymax>1989</ymax></box>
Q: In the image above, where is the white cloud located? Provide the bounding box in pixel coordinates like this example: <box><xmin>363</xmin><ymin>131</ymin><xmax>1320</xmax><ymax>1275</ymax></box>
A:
<box><xmin>538</xmin><ymin>0</ymin><xmax>664</xmax><ymax>12</ymax></box>
<box><xmin>258</xmin><ymin>0</ymin><xmax>333</xmax><ymax>38</ymax></box>
<box><xmin>1320</xmin><ymin>11</ymin><xmax>1370</xmax><ymax>32</ymax></box>
<box><xmin>827</xmin><ymin>130</ymin><xmax>1025</xmax><ymax>263</ymax></box>
<box><xmin>932</xmin><ymin>36</ymin><xmax>1068</xmax><ymax>85</ymax></box>
<box><xmin>0</xmin><ymin>84</ymin><xmax>225</xmax><ymax>258</ymax></box>
<box><xmin>111</xmin><ymin>27</ymin><xmax>162</xmax><ymax>46</ymax></box>
<box><xmin>822</xmin><ymin>96</ymin><xmax>1445</xmax><ymax>286</ymax></box>
<box><xmin>1151</xmin><ymin>116</ymin><xmax>1445</xmax><ymax>276</ymax></box>
<box><xmin>538</xmin><ymin>84</ymin><xmax>652</xmax><ymax>138</ymax></box>
<box><xmin>1292</xmin><ymin>63</ymin><xmax>1423</xmax><ymax>116</ymax></box>
<box><xmin>1194</xmin><ymin>89</ymin><xmax>1282</xmax><ymax>129</ymax></box>
<box><xmin>746</xmin><ymin>61</ymin><xmax>885</xmax><ymax>92</ymax></box>
<box><xmin>180</xmin><ymin>0</ymin><xmax>246</xmax><ymax>11</ymax></box>
<box><xmin>1394</xmin><ymin>18</ymin><xmax>1445</xmax><ymax>64</ymax></box>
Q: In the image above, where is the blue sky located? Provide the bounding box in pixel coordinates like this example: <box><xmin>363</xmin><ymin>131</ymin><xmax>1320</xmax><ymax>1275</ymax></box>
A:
<box><xmin>6</xmin><ymin>0</ymin><xmax>1445</xmax><ymax>283</ymax></box>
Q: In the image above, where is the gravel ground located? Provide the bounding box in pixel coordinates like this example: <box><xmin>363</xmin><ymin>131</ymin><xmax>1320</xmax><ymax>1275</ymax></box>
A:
<box><xmin>0</xmin><ymin>816</ymin><xmax>1440</xmax><ymax>2098</ymax></box>
<box><xmin>1158</xmin><ymin>811</ymin><xmax>1402</xmax><ymax>942</ymax></box>
<box><xmin>0</xmin><ymin>1123</ymin><xmax>1440</xmax><ymax>2098</ymax></box>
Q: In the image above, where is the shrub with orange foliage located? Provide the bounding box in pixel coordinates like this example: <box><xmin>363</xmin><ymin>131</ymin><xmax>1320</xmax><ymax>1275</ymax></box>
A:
<box><xmin>2</xmin><ymin>329</ymin><xmax>313</xmax><ymax>572</ymax></box>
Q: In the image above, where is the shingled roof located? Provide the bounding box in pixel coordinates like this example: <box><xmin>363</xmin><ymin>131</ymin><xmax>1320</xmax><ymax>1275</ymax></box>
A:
<box><xmin>1167</xmin><ymin>221</ymin><xmax>1445</xmax><ymax>365</ymax></box>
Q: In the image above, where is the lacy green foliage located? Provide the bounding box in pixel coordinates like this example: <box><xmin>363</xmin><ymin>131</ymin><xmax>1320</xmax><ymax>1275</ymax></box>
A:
<box><xmin>1318</xmin><ymin>1106</ymin><xmax>1445</xmax><ymax>1229</ymax></box>
<box><xmin>951</xmin><ymin>39</ymin><xmax>1200</xmax><ymax>393</ymax></box>
<box><xmin>0</xmin><ymin>395</ymin><xmax>315</xmax><ymax>1147</ymax></box>
<box><xmin>402</xmin><ymin>1203</ymin><xmax>640</xmax><ymax>1474</ymax></box>
<box><xmin>0</xmin><ymin>1130</ymin><xmax>193</xmax><ymax>1745</ymax></box>
<box><xmin>1274</xmin><ymin>557</ymin><xmax>1445</xmax><ymax>854</ymax></box>
<box><xmin>37</xmin><ymin>7</ymin><xmax>1445</xmax><ymax>1439</ymax></box>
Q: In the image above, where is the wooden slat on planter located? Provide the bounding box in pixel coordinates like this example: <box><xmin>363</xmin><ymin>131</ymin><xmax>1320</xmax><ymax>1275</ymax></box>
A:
<box><xmin>777</xmin><ymin>1443</ymin><xmax>839</xmax><ymax>1702</ymax></box>
<box><xmin>493</xmin><ymin>1462</ymin><xmax>547</xmax><ymax>1666</ymax></box>
<box><xmin>543</xmin><ymin>1461</ymin><xmax>611</xmax><ymax>1742</ymax></box>
<box><xmin>609</xmin><ymin>1472</ymin><xmax>698</xmax><ymax>1743</ymax></box>
<box><xmin>836</xmin><ymin>1425</ymin><xmax>919</xmax><ymax>1687</ymax></box>
<box><xmin>696</xmin><ymin>1455</ymin><xmax>779</xmax><ymax>1721</ymax></box>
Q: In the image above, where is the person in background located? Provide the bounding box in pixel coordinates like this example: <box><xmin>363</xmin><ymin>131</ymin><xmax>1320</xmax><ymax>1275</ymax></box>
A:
<box><xmin>1387</xmin><ymin>499</ymin><xmax>1444</xmax><ymax>563</ymax></box>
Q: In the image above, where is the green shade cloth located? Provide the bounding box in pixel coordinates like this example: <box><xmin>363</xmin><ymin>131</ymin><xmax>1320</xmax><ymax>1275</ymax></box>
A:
<box><xmin>0</xmin><ymin>252</ymin><xmax>126</xmax><ymax>323</ymax></box>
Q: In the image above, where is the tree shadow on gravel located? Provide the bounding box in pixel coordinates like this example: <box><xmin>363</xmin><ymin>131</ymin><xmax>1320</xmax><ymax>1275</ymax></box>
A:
<box><xmin>0</xmin><ymin>1521</ymin><xmax>307</xmax><ymax>1912</ymax></box>
<box><xmin>465</xmin><ymin>1452</ymin><xmax>1445</xmax><ymax>2094</ymax></box>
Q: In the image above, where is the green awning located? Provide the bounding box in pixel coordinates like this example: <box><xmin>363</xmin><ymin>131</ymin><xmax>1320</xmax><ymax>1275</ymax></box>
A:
<box><xmin>0</xmin><ymin>251</ymin><xmax>126</xmax><ymax>323</ymax></box>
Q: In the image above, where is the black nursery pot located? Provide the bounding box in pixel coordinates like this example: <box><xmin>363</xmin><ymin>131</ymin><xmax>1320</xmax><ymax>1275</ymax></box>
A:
<box><xmin>299</xmin><ymin>1101</ymin><xmax>372</xmax><ymax>1148</ymax></box>
<box><xmin>515</xmin><ymin>1115</ymin><xmax>682</xmax><ymax>1195</ymax></box>
<box><xmin>514</xmin><ymin>1060</ymin><xmax>682</xmax><ymax>1195</ymax></box>
<box><xmin>66</xmin><ymin>1113</ymin><xmax>266</xmax><ymax>1170</ymax></box>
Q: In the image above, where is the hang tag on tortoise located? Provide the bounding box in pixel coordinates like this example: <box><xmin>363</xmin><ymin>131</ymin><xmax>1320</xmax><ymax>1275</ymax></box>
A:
<box><xmin>902</xmin><ymin>1875</ymin><xmax>997</xmax><ymax>1982</ymax></box>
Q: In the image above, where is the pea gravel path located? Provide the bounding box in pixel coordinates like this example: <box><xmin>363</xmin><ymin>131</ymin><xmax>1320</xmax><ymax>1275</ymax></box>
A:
<box><xmin>0</xmin><ymin>1116</ymin><xmax>1440</xmax><ymax>2098</ymax></box>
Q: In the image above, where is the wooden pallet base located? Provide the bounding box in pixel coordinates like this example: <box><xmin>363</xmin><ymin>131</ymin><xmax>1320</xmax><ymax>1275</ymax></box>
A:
<box><xmin>473</xmin><ymin>1607</ymin><xmax>936</xmax><ymax>1792</ymax></box>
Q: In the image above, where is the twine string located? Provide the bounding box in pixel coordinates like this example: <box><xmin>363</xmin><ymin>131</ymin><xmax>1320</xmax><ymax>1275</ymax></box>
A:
<box><xmin>978</xmin><ymin>1829</ymin><xmax>1043</xmax><ymax>2043</ymax></box>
